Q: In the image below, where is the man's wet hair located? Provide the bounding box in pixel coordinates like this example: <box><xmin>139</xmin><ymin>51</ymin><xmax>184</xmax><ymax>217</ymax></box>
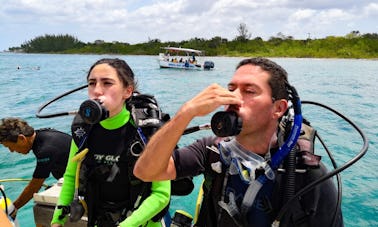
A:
<box><xmin>0</xmin><ymin>117</ymin><xmax>34</xmax><ymax>143</ymax></box>
<box><xmin>236</xmin><ymin>57</ymin><xmax>289</xmax><ymax>100</ymax></box>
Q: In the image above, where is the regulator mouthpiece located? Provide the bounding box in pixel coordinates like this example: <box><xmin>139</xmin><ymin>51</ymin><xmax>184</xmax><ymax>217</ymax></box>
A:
<box><xmin>78</xmin><ymin>99</ymin><xmax>109</xmax><ymax>124</ymax></box>
<box><xmin>211</xmin><ymin>111</ymin><xmax>242</xmax><ymax>137</ymax></box>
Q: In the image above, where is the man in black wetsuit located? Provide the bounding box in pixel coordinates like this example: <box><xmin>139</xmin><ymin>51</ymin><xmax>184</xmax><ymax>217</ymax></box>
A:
<box><xmin>0</xmin><ymin>117</ymin><xmax>71</xmax><ymax>217</ymax></box>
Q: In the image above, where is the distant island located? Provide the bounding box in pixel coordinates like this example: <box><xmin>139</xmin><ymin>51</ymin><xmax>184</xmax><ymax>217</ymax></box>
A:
<box><xmin>7</xmin><ymin>30</ymin><xmax>378</xmax><ymax>59</ymax></box>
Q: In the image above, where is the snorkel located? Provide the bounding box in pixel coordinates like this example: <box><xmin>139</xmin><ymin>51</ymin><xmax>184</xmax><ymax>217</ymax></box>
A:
<box><xmin>270</xmin><ymin>84</ymin><xmax>302</xmax><ymax>170</ymax></box>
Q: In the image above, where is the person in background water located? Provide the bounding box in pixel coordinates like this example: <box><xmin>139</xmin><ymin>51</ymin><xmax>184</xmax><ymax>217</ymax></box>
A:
<box><xmin>134</xmin><ymin>57</ymin><xmax>343</xmax><ymax>226</ymax></box>
<box><xmin>51</xmin><ymin>58</ymin><xmax>170</xmax><ymax>227</ymax></box>
<box><xmin>0</xmin><ymin>117</ymin><xmax>71</xmax><ymax>218</ymax></box>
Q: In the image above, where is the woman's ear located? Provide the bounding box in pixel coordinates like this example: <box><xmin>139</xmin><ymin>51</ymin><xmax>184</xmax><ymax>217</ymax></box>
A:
<box><xmin>123</xmin><ymin>86</ymin><xmax>134</xmax><ymax>100</ymax></box>
<box><xmin>273</xmin><ymin>99</ymin><xmax>288</xmax><ymax>119</ymax></box>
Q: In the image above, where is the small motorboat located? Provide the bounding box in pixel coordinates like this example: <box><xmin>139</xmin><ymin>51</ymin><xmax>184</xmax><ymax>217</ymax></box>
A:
<box><xmin>158</xmin><ymin>47</ymin><xmax>214</xmax><ymax>70</ymax></box>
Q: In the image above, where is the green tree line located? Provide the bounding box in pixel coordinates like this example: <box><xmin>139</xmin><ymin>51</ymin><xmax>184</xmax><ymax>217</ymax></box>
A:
<box><xmin>8</xmin><ymin>32</ymin><xmax>378</xmax><ymax>59</ymax></box>
<box><xmin>16</xmin><ymin>34</ymin><xmax>85</xmax><ymax>53</ymax></box>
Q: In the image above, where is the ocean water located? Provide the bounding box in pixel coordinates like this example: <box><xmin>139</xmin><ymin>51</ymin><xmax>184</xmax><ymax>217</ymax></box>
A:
<box><xmin>0</xmin><ymin>53</ymin><xmax>377</xmax><ymax>226</ymax></box>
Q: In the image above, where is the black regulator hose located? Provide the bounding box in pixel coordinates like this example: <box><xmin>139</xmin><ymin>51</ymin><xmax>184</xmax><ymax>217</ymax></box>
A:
<box><xmin>316</xmin><ymin>132</ymin><xmax>342</xmax><ymax>226</ymax></box>
<box><xmin>283</xmin><ymin>147</ymin><xmax>297</xmax><ymax>203</ymax></box>
<box><xmin>273</xmin><ymin>100</ymin><xmax>369</xmax><ymax>225</ymax></box>
<box><xmin>36</xmin><ymin>84</ymin><xmax>88</xmax><ymax>118</ymax></box>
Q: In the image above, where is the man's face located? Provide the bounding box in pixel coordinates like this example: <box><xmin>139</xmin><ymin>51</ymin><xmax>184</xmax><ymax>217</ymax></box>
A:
<box><xmin>1</xmin><ymin>136</ymin><xmax>30</xmax><ymax>154</ymax></box>
<box><xmin>227</xmin><ymin>64</ymin><xmax>279</xmax><ymax>136</ymax></box>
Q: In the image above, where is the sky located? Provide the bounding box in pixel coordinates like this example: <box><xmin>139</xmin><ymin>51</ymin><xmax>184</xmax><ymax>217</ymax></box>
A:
<box><xmin>1</xmin><ymin>0</ymin><xmax>377</xmax><ymax>51</ymax></box>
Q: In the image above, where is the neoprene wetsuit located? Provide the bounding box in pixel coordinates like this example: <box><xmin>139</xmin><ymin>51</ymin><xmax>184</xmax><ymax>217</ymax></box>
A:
<box><xmin>173</xmin><ymin>136</ymin><xmax>343</xmax><ymax>227</ymax></box>
<box><xmin>32</xmin><ymin>129</ymin><xmax>71</xmax><ymax>179</ymax></box>
<box><xmin>51</xmin><ymin>106</ymin><xmax>170</xmax><ymax>227</ymax></box>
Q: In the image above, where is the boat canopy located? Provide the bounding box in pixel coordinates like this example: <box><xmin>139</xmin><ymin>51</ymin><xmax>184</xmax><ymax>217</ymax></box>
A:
<box><xmin>161</xmin><ymin>47</ymin><xmax>203</xmax><ymax>55</ymax></box>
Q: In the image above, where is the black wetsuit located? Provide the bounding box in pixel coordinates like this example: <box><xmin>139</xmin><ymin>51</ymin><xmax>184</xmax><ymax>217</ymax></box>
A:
<box><xmin>31</xmin><ymin>129</ymin><xmax>71</xmax><ymax>179</ymax></box>
<box><xmin>173</xmin><ymin>136</ymin><xmax>344</xmax><ymax>227</ymax></box>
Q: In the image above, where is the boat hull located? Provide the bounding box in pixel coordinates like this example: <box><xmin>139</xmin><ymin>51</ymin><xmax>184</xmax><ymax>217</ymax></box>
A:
<box><xmin>33</xmin><ymin>180</ymin><xmax>87</xmax><ymax>226</ymax></box>
<box><xmin>158</xmin><ymin>60</ymin><xmax>202</xmax><ymax>70</ymax></box>
<box><xmin>158</xmin><ymin>47</ymin><xmax>214</xmax><ymax>71</ymax></box>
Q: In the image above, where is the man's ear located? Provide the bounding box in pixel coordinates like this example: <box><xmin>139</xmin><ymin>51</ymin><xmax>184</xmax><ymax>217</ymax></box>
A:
<box><xmin>17</xmin><ymin>134</ymin><xmax>27</xmax><ymax>143</ymax></box>
<box><xmin>273</xmin><ymin>99</ymin><xmax>288</xmax><ymax>119</ymax></box>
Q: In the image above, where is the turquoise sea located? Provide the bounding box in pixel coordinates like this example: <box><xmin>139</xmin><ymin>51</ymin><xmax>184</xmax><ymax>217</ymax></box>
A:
<box><xmin>0</xmin><ymin>53</ymin><xmax>377</xmax><ymax>226</ymax></box>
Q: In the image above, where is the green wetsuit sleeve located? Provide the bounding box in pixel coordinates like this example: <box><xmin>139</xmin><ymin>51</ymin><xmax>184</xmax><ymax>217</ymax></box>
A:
<box><xmin>119</xmin><ymin>180</ymin><xmax>171</xmax><ymax>227</ymax></box>
<box><xmin>51</xmin><ymin>140</ymin><xmax>79</xmax><ymax>225</ymax></box>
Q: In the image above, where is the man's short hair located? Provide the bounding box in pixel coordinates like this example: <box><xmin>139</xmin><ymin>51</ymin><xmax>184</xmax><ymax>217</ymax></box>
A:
<box><xmin>0</xmin><ymin>117</ymin><xmax>34</xmax><ymax>143</ymax></box>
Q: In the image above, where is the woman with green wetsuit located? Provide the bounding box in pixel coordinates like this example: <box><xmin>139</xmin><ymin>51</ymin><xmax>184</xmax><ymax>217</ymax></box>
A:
<box><xmin>51</xmin><ymin>58</ymin><xmax>170</xmax><ymax>227</ymax></box>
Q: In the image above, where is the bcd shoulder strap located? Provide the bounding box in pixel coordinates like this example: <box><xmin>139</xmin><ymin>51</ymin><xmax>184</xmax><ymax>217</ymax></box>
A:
<box><xmin>296</xmin><ymin>121</ymin><xmax>321</xmax><ymax>169</ymax></box>
<box><xmin>71</xmin><ymin>114</ymin><xmax>92</xmax><ymax>151</ymax></box>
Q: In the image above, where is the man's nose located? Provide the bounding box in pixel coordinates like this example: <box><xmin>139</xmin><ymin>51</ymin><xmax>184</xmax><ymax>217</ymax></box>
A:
<box><xmin>232</xmin><ymin>88</ymin><xmax>242</xmax><ymax>97</ymax></box>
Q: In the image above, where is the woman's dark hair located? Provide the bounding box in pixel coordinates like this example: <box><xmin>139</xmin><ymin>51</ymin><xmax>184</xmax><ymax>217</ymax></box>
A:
<box><xmin>236</xmin><ymin>57</ymin><xmax>288</xmax><ymax>100</ymax></box>
<box><xmin>87</xmin><ymin>58</ymin><xmax>137</xmax><ymax>90</ymax></box>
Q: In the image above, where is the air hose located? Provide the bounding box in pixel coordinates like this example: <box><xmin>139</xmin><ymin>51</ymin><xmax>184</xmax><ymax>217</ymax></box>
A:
<box><xmin>272</xmin><ymin>100</ymin><xmax>369</xmax><ymax>226</ymax></box>
<box><xmin>0</xmin><ymin>178</ymin><xmax>49</xmax><ymax>188</ymax></box>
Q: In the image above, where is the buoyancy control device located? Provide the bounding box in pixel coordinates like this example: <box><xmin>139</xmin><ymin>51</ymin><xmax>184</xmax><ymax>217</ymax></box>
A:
<box><xmin>65</xmin><ymin>92</ymin><xmax>194</xmax><ymax>224</ymax></box>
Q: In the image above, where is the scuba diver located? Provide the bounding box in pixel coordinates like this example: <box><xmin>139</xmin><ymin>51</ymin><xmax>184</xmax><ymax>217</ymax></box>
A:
<box><xmin>51</xmin><ymin>58</ymin><xmax>170</xmax><ymax>227</ymax></box>
<box><xmin>0</xmin><ymin>117</ymin><xmax>71</xmax><ymax>217</ymax></box>
<box><xmin>134</xmin><ymin>57</ymin><xmax>344</xmax><ymax>226</ymax></box>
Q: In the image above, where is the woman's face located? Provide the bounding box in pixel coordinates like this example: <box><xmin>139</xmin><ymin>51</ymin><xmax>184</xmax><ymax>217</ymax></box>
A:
<box><xmin>87</xmin><ymin>63</ymin><xmax>133</xmax><ymax>117</ymax></box>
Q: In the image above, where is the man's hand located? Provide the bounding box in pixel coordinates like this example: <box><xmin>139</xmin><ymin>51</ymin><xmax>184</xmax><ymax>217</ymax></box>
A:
<box><xmin>9</xmin><ymin>207</ymin><xmax>17</xmax><ymax>220</ymax></box>
<box><xmin>182</xmin><ymin>83</ymin><xmax>242</xmax><ymax>117</ymax></box>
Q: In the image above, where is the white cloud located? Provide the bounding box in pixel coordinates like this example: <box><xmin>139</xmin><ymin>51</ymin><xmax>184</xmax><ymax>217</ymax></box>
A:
<box><xmin>364</xmin><ymin>3</ymin><xmax>378</xmax><ymax>16</ymax></box>
<box><xmin>291</xmin><ymin>9</ymin><xmax>317</xmax><ymax>21</ymax></box>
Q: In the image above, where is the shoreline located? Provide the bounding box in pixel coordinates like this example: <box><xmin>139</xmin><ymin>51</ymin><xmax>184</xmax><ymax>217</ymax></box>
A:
<box><xmin>1</xmin><ymin>51</ymin><xmax>377</xmax><ymax>60</ymax></box>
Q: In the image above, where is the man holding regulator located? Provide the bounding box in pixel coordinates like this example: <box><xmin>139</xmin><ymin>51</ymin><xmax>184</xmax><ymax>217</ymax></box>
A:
<box><xmin>134</xmin><ymin>57</ymin><xmax>343</xmax><ymax>226</ymax></box>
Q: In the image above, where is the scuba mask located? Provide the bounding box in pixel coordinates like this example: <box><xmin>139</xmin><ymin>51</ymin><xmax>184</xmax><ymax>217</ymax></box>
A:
<box><xmin>218</xmin><ymin>139</ymin><xmax>275</xmax><ymax>183</ymax></box>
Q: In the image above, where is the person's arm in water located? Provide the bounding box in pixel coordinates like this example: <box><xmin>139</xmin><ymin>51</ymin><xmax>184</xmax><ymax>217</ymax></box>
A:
<box><xmin>51</xmin><ymin>141</ymin><xmax>78</xmax><ymax>227</ymax></box>
<box><xmin>134</xmin><ymin>84</ymin><xmax>242</xmax><ymax>181</ymax></box>
<box><xmin>119</xmin><ymin>180</ymin><xmax>170</xmax><ymax>226</ymax></box>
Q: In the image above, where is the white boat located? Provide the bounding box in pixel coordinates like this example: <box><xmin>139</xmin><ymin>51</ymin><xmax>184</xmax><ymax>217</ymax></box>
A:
<box><xmin>33</xmin><ymin>179</ymin><xmax>87</xmax><ymax>227</ymax></box>
<box><xmin>158</xmin><ymin>47</ymin><xmax>214</xmax><ymax>70</ymax></box>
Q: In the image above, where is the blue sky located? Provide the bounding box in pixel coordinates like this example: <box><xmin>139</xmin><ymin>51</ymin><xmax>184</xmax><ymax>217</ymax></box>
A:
<box><xmin>1</xmin><ymin>0</ymin><xmax>377</xmax><ymax>51</ymax></box>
